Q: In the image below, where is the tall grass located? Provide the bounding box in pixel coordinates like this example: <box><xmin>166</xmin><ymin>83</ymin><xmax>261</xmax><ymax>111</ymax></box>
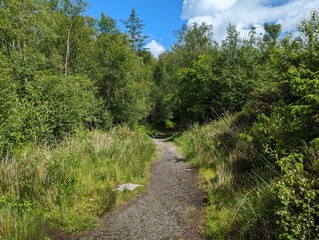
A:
<box><xmin>176</xmin><ymin>113</ymin><xmax>279</xmax><ymax>239</ymax></box>
<box><xmin>0</xmin><ymin>126</ymin><xmax>156</xmax><ymax>239</ymax></box>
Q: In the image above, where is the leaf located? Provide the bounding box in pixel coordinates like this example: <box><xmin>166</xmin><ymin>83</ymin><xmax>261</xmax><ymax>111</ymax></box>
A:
<box><xmin>295</xmin><ymin>163</ymin><xmax>303</xmax><ymax>173</ymax></box>
<box><xmin>302</xmin><ymin>94</ymin><xmax>319</xmax><ymax>106</ymax></box>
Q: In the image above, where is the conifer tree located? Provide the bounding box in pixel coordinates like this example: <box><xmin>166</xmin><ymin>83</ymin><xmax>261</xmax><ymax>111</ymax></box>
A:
<box><xmin>122</xmin><ymin>8</ymin><xmax>148</xmax><ymax>51</ymax></box>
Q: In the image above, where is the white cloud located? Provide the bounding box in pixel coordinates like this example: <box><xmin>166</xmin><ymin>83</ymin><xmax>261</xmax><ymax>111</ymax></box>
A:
<box><xmin>181</xmin><ymin>0</ymin><xmax>319</xmax><ymax>41</ymax></box>
<box><xmin>145</xmin><ymin>40</ymin><xmax>166</xmax><ymax>58</ymax></box>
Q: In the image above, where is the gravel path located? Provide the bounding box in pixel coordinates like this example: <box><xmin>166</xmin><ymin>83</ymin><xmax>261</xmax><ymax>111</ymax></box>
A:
<box><xmin>70</xmin><ymin>138</ymin><xmax>204</xmax><ymax>240</ymax></box>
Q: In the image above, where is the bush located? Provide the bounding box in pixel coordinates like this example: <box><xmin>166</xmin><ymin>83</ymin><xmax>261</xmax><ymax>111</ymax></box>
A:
<box><xmin>0</xmin><ymin>54</ymin><xmax>24</xmax><ymax>156</ymax></box>
<box><xmin>0</xmin><ymin>73</ymin><xmax>108</xmax><ymax>157</ymax></box>
<box><xmin>275</xmin><ymin>154</ymin><xmax>319</xmax><ymax>239</ymax></box>
<box><xmin>25</xmin><ymin>74</ymin><xmax>104</xmax><ymax>140</ymax></box>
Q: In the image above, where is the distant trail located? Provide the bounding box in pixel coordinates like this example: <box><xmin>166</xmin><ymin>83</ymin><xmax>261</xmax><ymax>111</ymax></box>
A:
<box><xmin>70</xmin><ymin>138</ymin><xmax>204</xmax><ymax>240</ymax></box>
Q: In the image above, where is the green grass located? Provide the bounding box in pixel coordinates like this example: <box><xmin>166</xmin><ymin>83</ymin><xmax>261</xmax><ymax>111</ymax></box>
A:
<box><xmin>0</xmin><ymin>209</ymin><xmax>47</xmax><ymax>240</ymax></box>
<box><xmin>0</xmin><ymin>126</ymin><xmax>156</xmax><ymax>239</ymax></box>
<box><xmin>176</xmin><ymin>113</ymin><xmax>278</xmax><ymax>239</ymax></box>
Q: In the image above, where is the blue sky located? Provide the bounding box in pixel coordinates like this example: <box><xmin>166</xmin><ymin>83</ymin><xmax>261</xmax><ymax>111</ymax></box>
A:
<box><xmin>85</xmin><ymin>0</ymin><xmax>319</xmax><ymax>57</ymax></box>
<box><xmin>85</xmin><ymin>0</ymin><xmax>186</xmax><ymax>50</ymax></box>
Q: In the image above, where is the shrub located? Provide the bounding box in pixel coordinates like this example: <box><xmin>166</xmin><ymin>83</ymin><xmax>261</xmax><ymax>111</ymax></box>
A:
<box><xmin>275</xmin><ymin>154</ymin><xmax>319</xmax><ymax>239</ymax></box>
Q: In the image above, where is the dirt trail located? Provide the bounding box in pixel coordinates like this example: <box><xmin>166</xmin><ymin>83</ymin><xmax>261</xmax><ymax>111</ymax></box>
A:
<box><xmin>69</xmin><ymin>138</ymin><xmax>204</xmax><ymax>240</ymax></box>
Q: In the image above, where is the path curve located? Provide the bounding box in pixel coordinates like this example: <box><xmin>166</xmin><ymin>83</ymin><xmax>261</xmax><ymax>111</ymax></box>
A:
<box><xmin>72</xmin><ymin>138</ymin><xmax>204</xmax><ymax>240</ymax></box>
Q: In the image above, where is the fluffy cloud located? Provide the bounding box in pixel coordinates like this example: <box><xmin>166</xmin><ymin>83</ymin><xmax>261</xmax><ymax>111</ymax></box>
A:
<box><xmin>181</xmin><ymin>0</ymin><xmax>319</xmax><ymax>41</ymax></box>
<box><xmin>145</xmin><ymin>40</ymin><xmax>166</xmax><ymax>58</ymax></box>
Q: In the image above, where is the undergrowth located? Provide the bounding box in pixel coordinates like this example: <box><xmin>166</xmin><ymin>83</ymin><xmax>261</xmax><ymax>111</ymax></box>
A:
<box><xmin>0</xmin><ymin>126</ymin><xmax>156</xmax><ymax>239</ymax></box>
<box><xmin>176</xmin><ymin>106</ymin><xmax>319</xmax><ymax>239</ymax></box>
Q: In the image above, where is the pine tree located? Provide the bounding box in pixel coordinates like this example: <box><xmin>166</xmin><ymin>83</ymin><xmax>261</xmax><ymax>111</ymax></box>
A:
<box><xmin>122</xmin><ymin>8</ymin><xmax>148</xmax><ymax>51</ymax></box>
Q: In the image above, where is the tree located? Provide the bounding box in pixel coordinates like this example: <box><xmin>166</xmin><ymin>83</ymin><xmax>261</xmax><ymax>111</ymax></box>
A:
<box><xmin>173</xmin><ymin>22</ymin><xmax>214</xmax><ymax>67</ymax></box>
<box><xmin>122</xmin><ymin>8</ymin><xmax>148</xmax><ymax>51</ymax></box>
<box><xmin>297</xmin><ymin>10</ymin><xmax>319</xmax><ymax>70</ymax></box>
<box><xmin>177</xmin><ymin>53</ymin><xmax>217</xmax><ymax>122</ymax></box>
<box><xmin>222</xmin><ymin>23</ymin><xmax>241</xmax><ymax>53</ymax></box>
<box><xmin>171</xmin><ymin>23</ymin><xmax>222</xmax><ymax>122</ymax></box>
<box><xmin>263</xmin><ymin>23</ymin><xmax>282</xmax><ymax>45</ymax></box>
<box><xmin>50</xmin><ymin>0</ymin><xmax>88</xmax><ymax>75</ymax></box>
<box><xmin>95</xmin><ymin>33</ymin><xmax>153</xmax><ymax>125</ymax></box>
<box><xmin>98</xmin><ymin>13</ymin><xmax>118</xmax><ymax>35</ymax></box>
<box><xmin>148</xmin><ymin>52</ymin><xmax>179</xmax><ymax>126</ymax></box>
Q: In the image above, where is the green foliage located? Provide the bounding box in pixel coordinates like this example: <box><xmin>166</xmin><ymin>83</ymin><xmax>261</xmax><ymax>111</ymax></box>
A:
<box><xmin>0</xmin><ymin>4</ymin><xmax>157</xmax><ymax>237</ymax></box>
<box><xmin>148</xmin><ymin>52</ymin><xmax>179</xmax><ymax>127</ymax></box>
<box><xmin>0</xmin><ymin>73</ymin><xmax>104</xmax><ymax>156</ymax></box>
<box><xmin>173</xmin><ymin>22</ymin><xmax>214</xmax><ymax>66</ymax></box>
<box><xmin>176</xmin><ymin>113</ymin><xmax>278</xmax><ymax>239</ymax></box>
<box><xmin>0</xmin><ymin>56</ymin><xmax>21</xmax><ymax>156</ymax></box>
<box><xmin>169</xmin><ymin>22</ymin><xmax>264</xmax><ymax>123</ymax></box>
<box><xmin>175</xmin><ymin>27</ymin><xmax>319</xmax><ymax>235</ymax></box>
<box><xmin>26</xmin><ymin>74</ymin><xmax>103</xmax><ymax>139</ymax></box>
<box><xmin>178</xmin><ymin>55</ymin><xmax>211</xmax><ymax>121</ymax></box>
<box><xmin>95</xmin><ymin>33</ymin><xmax>154</xmax><ymax>125</ymax></box>
<box><xmin>176</xmin><ymin>64</ymin><xmax>319</xmax><ymax>239</ymax></box>
<box><xmin>263</xmin><ymin>23</ymin><xmax>282</xmax><ymax>44</ymax></box>
<box><xmin>275</xmin><ymin>154</ymin><xmax>319</xmax><ymax>239</ymax></box>
<box><xmin>98</xmin><ymin>13</ymin><xmax>118</xmax><ymax>34</ymax></box>
<box><xmin>1</xmin><ymin>1</ymin><xmax>319</xmax><ymax>239</ymax></box>
<box><xmin>297</xmin><ymin>10</ymin><xmax>319</xmax><ymax>69</ymax></box>
<box><xmin>122</xmin><ymin>8</ymin><xmax>148</xmax><ymax>51</ymax></box>
<box><xmin>289</xmin><ymin>70</ymin><xmax>319</xmax><ymax>136</ymax></box>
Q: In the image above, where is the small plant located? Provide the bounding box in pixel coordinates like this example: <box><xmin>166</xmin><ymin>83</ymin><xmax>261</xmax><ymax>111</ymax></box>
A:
<box><xmin>164</xmin><ymin>119</ymin><xmax>176</xmax><ymax>129</ymax></box>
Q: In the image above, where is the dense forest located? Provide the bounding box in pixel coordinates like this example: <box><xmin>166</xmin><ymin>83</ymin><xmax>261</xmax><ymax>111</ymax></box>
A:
<box><xmin>0</xmin><ymin>0</ymin><xmax>318</xmax><ymax>239</ymax></box>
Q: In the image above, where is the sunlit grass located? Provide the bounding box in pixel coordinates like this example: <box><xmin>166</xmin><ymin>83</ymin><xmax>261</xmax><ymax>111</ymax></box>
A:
<box><xmin>176</xmin><ymin>113</ymin><xmax>277</xmax><ymax>239</ymax></box>
<box><xmin>0</xmin><ymin>126</ymin><xmax>156</xmax><ymax>238</ymax></box>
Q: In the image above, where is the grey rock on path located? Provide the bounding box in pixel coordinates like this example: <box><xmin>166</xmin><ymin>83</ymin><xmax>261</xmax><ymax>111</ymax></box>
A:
<box><xmin>72</xmin><ymin>139</ymin><xmax>204</xmax><ymax>240</ymax></box>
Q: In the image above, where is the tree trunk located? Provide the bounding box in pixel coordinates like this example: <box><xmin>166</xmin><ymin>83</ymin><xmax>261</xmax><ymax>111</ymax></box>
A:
<box><xmin>64</xmin><ymin>19</ymin><xmax>74</xmax><ymax>76</ymax></box>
